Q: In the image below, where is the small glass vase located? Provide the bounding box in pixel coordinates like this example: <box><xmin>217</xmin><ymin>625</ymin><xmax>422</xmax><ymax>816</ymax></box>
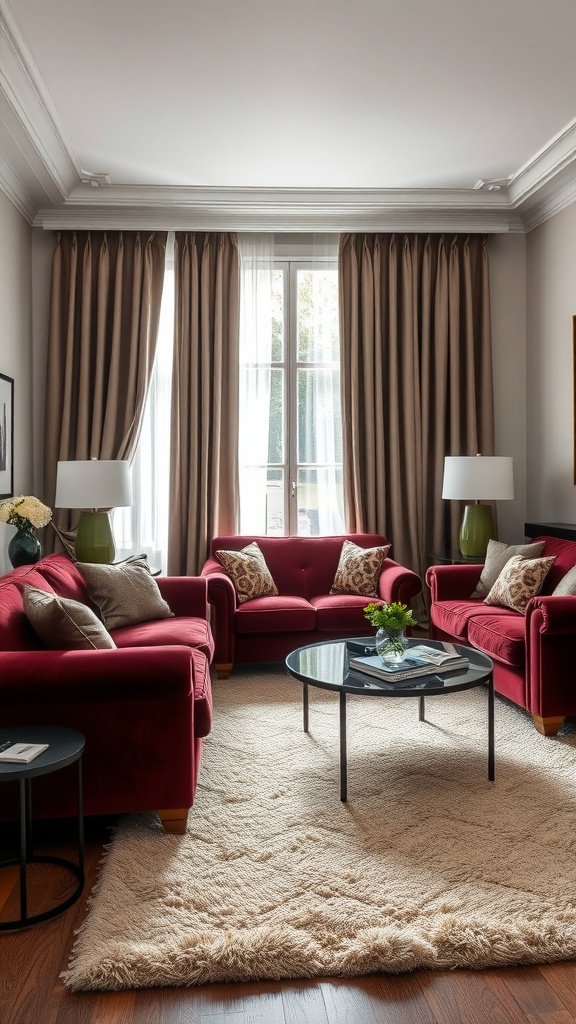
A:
<box><xmin>375</xmin><ymin>626</ymin><xmax>409</xmax><ymax>666</ymax></box>
<box><xmin>8</xmin><ymin>528</ymin><xmax>42</xmax><ymax>569</ymax></box>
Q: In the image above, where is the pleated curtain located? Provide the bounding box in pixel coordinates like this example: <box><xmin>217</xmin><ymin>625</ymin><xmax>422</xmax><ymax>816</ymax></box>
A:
<box><xmin>168</xmin><ymin>232</ymin><xmax>240</xmax><ymax>575</ymax></box>
<box><xmin>338</xmin><ymin>233</ymin><xmax>494</xmax><ymax>591</ymax></box>
<box><xmin>43</xmin><ymin>230</ymin><xmax>167</xmax><ymax>544</ymax></box>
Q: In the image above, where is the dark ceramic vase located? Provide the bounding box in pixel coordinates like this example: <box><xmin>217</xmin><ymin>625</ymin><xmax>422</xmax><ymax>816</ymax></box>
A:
<box><xmin>8</xmin><ymin>528</ymin><xmax>42</xmax><ymax>568</ymax></box>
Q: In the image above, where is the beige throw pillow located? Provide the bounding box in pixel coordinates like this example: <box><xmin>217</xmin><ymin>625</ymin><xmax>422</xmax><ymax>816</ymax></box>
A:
<box><xmin>23</xmin><ymin>585</ymin><xmax>116</xmax><ymax>650</ymax></box>
<box><xmin>552</xmin><ymin>564</ymin><xmax>576</xmax><ymax>596</ymax></box>
<box><xmin>216</xmin><ymin>542</ymin><xmax>278</xmax><ymax>604</ymax></box>
<box><xmin>483</xmin><ymin>554</ymin><xmax>556</xmax><ymax>614</ymax></box>
<box><xmin>330</xmin><ymin>539</ymin><xmax>391</xmax><ymax>597</ymax></box>
<box><xmin>77</xmin><ymin>557</ymin><xmax>174</xmax><ymax>630</ymax></box>
<box><xmin>471</xmin><ymin>539</ymin><xmax>546</xmax><ymax>599</ymax></box>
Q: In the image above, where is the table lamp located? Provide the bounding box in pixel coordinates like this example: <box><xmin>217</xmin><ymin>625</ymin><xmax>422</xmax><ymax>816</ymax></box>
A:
<box><xmin>442</xmin><ymin>454</ymin><xmax>514</xmax><ymax>557</ymax></box>
<box><xmin>55</xmin><ymin>459</ymin><xmax>132</xmax><ymax>563</ymax></box>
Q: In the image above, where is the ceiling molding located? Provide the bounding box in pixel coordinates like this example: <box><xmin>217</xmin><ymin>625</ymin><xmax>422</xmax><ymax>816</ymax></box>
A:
<box><xmin>1</xmin><ymin>0</ymin><xmax>576</xmax><ymax>232</ymax></box>
<box><xmin>34</xmin><ymin>185</ymin><xmax>524</xmax><ymax>233</ymax></box>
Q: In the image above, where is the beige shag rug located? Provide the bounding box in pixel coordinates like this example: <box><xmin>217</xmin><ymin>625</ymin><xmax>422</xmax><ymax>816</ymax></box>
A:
<box><xmin>63</xmin><ymin>667</ymin><xmax>576</xmax><ymax>991</ymax></box>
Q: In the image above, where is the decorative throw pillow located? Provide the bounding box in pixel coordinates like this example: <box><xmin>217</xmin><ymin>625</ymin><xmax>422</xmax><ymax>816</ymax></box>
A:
<box><xmin>23</xmin><ymin>585</ymin><xmax>116</xmax><ymax>650</ymax></box>
<box><xmin>483</xmin><ymin>554</ymin><xmax>556</xmax><ymax>614</ymax></box>
<box><xmin>330</xmin><ymin>539</ymin><xmax>391</xmax><ymax>597</ymax></box>
<box><xmin>76</xmin><ymin>557</ymin><xmax>174</xmax><ymax>630</ymax></box>
<box><xmin>552</xmin><ymin>564</ymin><xmax>576</xmax><ymax>596</ymax></box>
<box><xmin>216</xmin><ymin>542</ymin><xmax>278</xmax><ymax>604</ymax></box>
<box><xmin>471</xmin><ymin>539</ymin><xmax>546</xmax><ymax>599</ymax></box>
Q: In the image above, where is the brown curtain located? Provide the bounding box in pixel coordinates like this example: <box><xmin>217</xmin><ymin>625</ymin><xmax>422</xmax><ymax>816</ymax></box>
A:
<box><xmin>339</xmin><ymin>232</ymin><xmax>494</xmax><ymax>589</ymax></box>
<box><xmin>43</xmin><ymin>230</ymin><xmax>167</xmax><ymax>545</ymax></box>
<box><xmin>168</xmin><ymin>232</ymin><xmax>239</xmax><ymax>575</ymax></box>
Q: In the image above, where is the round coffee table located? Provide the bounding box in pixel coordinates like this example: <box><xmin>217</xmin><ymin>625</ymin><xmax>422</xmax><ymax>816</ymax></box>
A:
<box><xmin>0</xmin><ymin>725</ymin><xmax>85</xmax><ymax>930</ymax></box>
<box><xmin>285</xmin><ymin>637</ymin><xmax>494</xmax><ymax>801</ymax></box>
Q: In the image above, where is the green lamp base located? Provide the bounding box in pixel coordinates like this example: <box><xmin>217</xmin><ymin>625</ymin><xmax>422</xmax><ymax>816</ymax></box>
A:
<box><xmin>75</xmin><ymin>511</ymin><xmax>115</xmax><ymax>564</ymax></box>
<box><xmin>459</xmin><ymin>503</ymin><xmax>494</xmax><ymax>558</ymax></box>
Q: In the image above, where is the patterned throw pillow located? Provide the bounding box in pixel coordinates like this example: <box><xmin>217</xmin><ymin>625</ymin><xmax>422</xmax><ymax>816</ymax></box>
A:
<box><xmin>471</xmin><ymin>539</ymin><xmax>546</xmax><ymax>599</ymax></box>
<box><xmin>483</xmin><ymin>554</ymin><xmax>556</xmax><ymax>614</ymax></box>
<box><xmin>552</xmin><ymin>564</ymin><xmax>576</xmax><ymax>596</ymax></box>
<box><xmin>330</xmin><ymin>539</ymin><xmax>391</xmax><ymax>597</ymax></box>
<box><xmin>23</xmin><ymin>585</ymin><xmax>116</xmax><ymax>650</ymax></box>
<box><xmin>77</xmin><ymin>557</ymin><xmax>174</xmax><ymax>630</ymax></box>
<box><xmin>216</xmin><ymin>542</ymin><xmax>278</xmax><ymax>604</ymax></box>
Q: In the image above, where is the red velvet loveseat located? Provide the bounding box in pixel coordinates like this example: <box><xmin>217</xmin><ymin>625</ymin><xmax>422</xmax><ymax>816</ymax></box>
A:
<box><xmin>201</xmin><ymin>534</ymin><xmax>422</xmax><ymax>678</ymax></box>
<box><xmin>0</xmin><ymin>554</ymin><xmax>214</xmax><ymax>833</ymax></box>
<box><xmin>426</xmin><ymin>535</ymin><xmax>576</xmax><ymax>735</ymax></box>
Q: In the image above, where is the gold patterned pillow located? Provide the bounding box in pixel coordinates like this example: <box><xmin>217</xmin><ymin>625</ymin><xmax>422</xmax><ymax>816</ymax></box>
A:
<box><xmin>330</xmin><ymin>539</ymin><xmax>391</xmax><ymax>597</ymax></box>
<box><xmin>216</xmin><ymin>542</ymin><xmax>278</xmax><ymax>604</ymax></box>
<box><xmin>471</xmin><ymin>539</ymin><xmax>545</xmax><ymax>598</ymax></box>
<box><xmin>483</xmin><ymin>554</ymin><xmax>556</xmax><ymax>614</ymax></box>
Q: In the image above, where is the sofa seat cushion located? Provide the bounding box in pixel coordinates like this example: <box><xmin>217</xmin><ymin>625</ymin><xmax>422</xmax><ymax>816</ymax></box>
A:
<box><xmin>113</xmin><ymin>617</ymin><xmax>215</xmax><ymax>661</ymax></box>
<box><xmin>235</xmin><ymin>595</ymin><xmax>316</xmax><ymax>634</ymax></box>
<box><xmin>429</xmin><ymin>598</ymin><xmax>512</xmax><ymax>640</ymax></box>
<box><xmin>467</xmin><ymin>612</ymin><xmax>526</xmax><ymax>668</ymax></box>
<box><xmin>311</xmin><ymin>594</ymin><xmax>373</xmax><ymax>632</ymax></box>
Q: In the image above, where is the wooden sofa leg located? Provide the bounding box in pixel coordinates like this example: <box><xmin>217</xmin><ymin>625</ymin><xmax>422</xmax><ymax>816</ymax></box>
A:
<box><xmin>216</xmin><ymin>663</ymin><xmax>233</xmax><ymax>679</ymax></box>
<box><xmin>157</xmin><ymin>808</ymin><xmax>189</xmax><ymax>834</ymax></box>
<box><xmin>531</xmin><ymin>714</ymin><xmax>565</xmax><ymax>737</ymax></box>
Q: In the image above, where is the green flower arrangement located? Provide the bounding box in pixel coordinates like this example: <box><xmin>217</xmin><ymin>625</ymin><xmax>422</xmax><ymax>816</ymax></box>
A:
<box><xmin>0</xmin><ymin>495</ymin><xmax>52</xmax><ymax>533</ymax></box>
<box><xmin>363</xmin><ymin>600</ymin><xmax>417</xmax><ymax>631</ymax></box>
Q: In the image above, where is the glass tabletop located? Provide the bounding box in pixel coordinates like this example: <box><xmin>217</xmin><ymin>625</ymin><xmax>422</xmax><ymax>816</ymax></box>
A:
<box><xmin>285</xmin><ymin>637</ymin><xmax>493</xmax><ymax>697</ymax></box>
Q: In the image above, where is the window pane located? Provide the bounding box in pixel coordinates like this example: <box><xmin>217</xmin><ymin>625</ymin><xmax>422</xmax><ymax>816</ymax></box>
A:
<box><xmin>272</xmin><ymin>270</ymin><xmax>284</xmax><ymax>362</ymax></box>
<box><xmin>266</xmin><ymin>469</ymin><xmax>284</xmax><ymax>535</ymax></box>
<box><xmin>268</xmin><ymin>368</ymin><xmax>284</xmax><ymax>464</ymax></box>
<box><xmin>297</xmin><ymin>269</ymin><xmax>339</xmax><ymax>363</ymax></box>
<box><xmin>297</xmin><ymin>368</ymin><xmax>343</xmax><ymax>464</ymax></box>
<box><xmin>297</xmin><ymin>467</ymin><xmax>345</xmax><ymax>536</ymax></box>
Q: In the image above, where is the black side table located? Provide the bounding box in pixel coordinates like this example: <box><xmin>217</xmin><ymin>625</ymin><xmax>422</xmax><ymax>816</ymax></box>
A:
<box><xmin>0</xmin><ymin>726</ymin><xmax>85</xmax><ymax>930</ymax></box>
<box><xmin>429</xmin><ymin>549</ymin><xmax>486</xmax><ymax>566</ymax></box>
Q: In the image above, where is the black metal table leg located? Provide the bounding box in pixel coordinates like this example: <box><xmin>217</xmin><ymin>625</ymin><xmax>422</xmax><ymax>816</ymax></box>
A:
<box><xmin>488</xmin><ymin>672</ymin><xmax>495</xmax><ymax>781</ymax></box>
<box><xmin>19</xmin><ymin>778</ymin><xmax>27</xmax><ymax>921</ymax></box>
<box><xmin>339</xmin><ymin>691</ymin><xmax>347</xmax><ymax>802</ymax></box>
<box><xmin>419</xmin><ymin>695</ymin><xmax>425</xmax><ymax>722</ymax></box>
<box><xmin>303</xmin><ymin>683</ymin><xmax>309</xmax><ymax>733</ymax></box>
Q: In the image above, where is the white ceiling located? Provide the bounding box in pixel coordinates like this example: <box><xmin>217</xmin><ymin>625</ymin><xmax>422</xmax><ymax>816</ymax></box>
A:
<box><xmin>2</xmin><ymin>0</ymin><xmax>576</xmax><ymax>231</ymax></box>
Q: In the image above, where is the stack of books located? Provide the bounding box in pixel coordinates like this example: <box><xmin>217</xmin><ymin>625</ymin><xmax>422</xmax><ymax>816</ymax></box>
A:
<box><xmin>348</xmin><ymin>643</ymin><xmax>469</xmax><ymax>683</ymax></box>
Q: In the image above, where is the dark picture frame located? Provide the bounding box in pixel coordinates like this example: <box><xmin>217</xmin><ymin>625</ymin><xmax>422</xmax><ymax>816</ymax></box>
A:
<box><xmin>574</xmin><ymin>318</ymin><xmax>576</xmax><ymax>485</ymax></box>
<box><xmin>0</xmin><ymin>372</ymin><xmax>14</xmax><ymax>499</ymax></box>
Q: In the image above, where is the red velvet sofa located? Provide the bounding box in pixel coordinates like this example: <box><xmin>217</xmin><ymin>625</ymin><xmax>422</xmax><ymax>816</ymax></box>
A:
<box><xmin>201</xmin><ymin>534</ymin><xmax>422</xmax><ymax>678</ymax></box>
<box><xmin>0</xmin><ymin>554</ymin><xmax>214</xmax><ymax>833</ymax></box>
<box><xmin>426</xmin><ymin>535</ymin><xmax>576</xmax><ymax>735</ymax></box>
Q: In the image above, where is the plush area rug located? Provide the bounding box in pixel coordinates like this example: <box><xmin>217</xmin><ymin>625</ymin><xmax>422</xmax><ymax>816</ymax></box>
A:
<box><xmin>63</xmin><ymin>667</ymin><xmax>576</xmax><ymax>991</ymax></box>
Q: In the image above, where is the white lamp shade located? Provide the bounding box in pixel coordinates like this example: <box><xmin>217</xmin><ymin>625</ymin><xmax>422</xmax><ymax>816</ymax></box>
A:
<box><xmin>55</xmin><ymin>460</ymin><xmax>132</xmax><ymax>510</ymax></box>
<box><xmin>442</xmin><ymin>456</ymin><xmax>514</xmax><ymax>501</ymax></box>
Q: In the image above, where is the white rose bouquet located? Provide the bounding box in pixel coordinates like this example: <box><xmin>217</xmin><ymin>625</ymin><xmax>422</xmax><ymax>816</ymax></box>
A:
<box><xmin>0</xmin><ymin>495</ymin><xmax>52</xmax><ymax>533</ymax></box>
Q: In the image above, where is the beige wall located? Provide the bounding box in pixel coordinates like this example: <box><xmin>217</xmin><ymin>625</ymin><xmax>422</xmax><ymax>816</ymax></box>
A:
<box><xmin>0</xmin><ymin>191</ymin><xmax>33</xmax><ymax>574</ymax></box>
<box><xmin>526</xmin><ymin>203</ymin><xmax>576</xmax><ymax>525</ymax></box>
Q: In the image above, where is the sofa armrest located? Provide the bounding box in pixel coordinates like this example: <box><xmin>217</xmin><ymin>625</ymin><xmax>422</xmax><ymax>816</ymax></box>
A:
<box><xmin>156</xmin><ymin>575</ymin><xmax>209</xmax><ymax>618</ymax></box>
<box><xmin>526</xmin><ymin>595</ymin><xmax>576</xmax><ymax>635</ymax></box>
<box><xmin>426</xmin><ymin>563</ymin><xmax>483</xmax><ymax>602</ymax></box>
<box><xmin>0</xmin><ymin>646</ymin><xmax>194</xmax><ymax>703</ymax></box>
<box><xmin>201</xmin><ymin>559</ymin><xmax>237</xmax><ymax>665</ymax></box>
<box><xmin>378</xmin><ymin>558</ymin><xmax>422</xmax><ymax>605</ymax></box>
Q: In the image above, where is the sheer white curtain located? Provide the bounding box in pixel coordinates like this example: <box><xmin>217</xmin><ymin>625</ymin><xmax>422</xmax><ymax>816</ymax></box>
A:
<box><xmin>112</xmin><ymin>234</ymin><xmax>174</xmax><ymax>573</ymax></box>
<box><xmin>238</xmin><ymin>233</ymin><xmax>275</xmax><ymax>533</ymax></box>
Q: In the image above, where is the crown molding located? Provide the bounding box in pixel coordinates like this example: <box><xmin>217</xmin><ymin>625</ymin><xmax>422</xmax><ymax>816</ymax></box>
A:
<box><xmin>1</xmin><ymin>0</ymin><xmax>576</xmax><ymax>232</ymax></box>
<box><xmin>0</xmin><ymin>0</ymin><xmax>79</xmax><ymax>220</ymax></box>
<box><xmin>34</xmin><ymin>183</ymin><xmax>524</xmax><ymax>233</ymax></box>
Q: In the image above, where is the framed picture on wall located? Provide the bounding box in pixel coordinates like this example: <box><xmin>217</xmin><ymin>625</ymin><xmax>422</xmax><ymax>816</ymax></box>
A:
<box><xmin>0</xmin><ymin>372</ymin><xmax>14</xmax><ymax>499</ymax></box>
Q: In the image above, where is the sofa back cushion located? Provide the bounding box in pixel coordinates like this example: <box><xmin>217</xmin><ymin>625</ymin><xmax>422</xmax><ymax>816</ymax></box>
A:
<box><xmin>0</xmin><ymin>564</ymin><xmax>57</xmax><ymax>650</ymax></box>
<box><xmin>209</xmin><ymin>534</ymin><xmax>390</xmax><ymax>599</ymax></box>
<box><xmin>535</xmin><ymin>537</ymin><xmax>576</xmax><ymax>593</ymax></box>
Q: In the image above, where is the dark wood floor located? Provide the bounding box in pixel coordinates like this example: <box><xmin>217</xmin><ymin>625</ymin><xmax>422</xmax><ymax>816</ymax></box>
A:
<box><xmin>2</xmin><ymin>818</ymin><xmax>576</xmax><ymax>1024</ymax></box>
